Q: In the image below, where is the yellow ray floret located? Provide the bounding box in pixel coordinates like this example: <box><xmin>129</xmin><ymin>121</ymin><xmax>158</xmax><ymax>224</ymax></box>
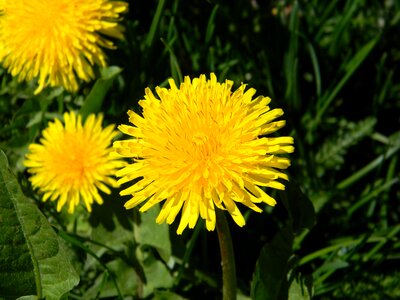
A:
<box><xmin>0</xmin><ymin>0</ymin><xmax>128</xmax><ymax>94</ymax></box>
<box><xmin>24</xmin><ymin>111</ymin><xmax>125</xmax><ymax>213</ymax></box>
<box><xmin>113</xmin><ymin>73</ymin><xmax>294</xmax><ymax>234</ymax></box>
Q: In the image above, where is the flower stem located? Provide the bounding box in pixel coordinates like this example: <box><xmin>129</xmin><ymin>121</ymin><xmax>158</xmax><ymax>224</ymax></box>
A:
<box><xmin>216</xmin><ymin>209</ymin><xmax>237</xmax><ymax>300</ymax></box>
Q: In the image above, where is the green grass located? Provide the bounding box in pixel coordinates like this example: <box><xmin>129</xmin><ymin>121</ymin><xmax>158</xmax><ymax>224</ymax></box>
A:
<box><xmin>1</xmin><ymin>0</ymin><xmax>399</xmax><ymax>299</ymax></box>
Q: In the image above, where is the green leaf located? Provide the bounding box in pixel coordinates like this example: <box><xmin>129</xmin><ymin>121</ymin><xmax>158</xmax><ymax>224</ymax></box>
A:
<box><xmin>284</xmin><ymin>1</ymin><xmax>300</xmax><ymax>109</ymax></box>
<box><xmin>288</xmin><ymin>275</ymin><xmax>312</xmax><ymax>300</ymax></box>
<box><xmin>142</xmin><ymin>258</ymin><xmax>174</xmax><ymax>298</ymax></box>
<box><xmin>82</xmin><ymin>259</ymin><xmax>137</xmax><ymax>299</ymax></box>
<box><xmin>146</xmin><ymin>0</ymin><xmax>166</xmax><ymax>47</ymax></box>
<box><xmin>279</xmin><ymin>180</ymin><xmax>316</xmax><ymax>233</ymax></box>
<box><xmin>315</xmin><ymin>117</ymin><xmax>377</xmax><ymax>177</ymax></box>
<box><xmin>205</xmin><ymin>5</ymin><xmax>219</xmax><ymax>45</ymax></box>
<box><xmin>251</xmin><ymin>226</ymin><xmax>294</xmax><ymax>300</ymax></box>
<box><xmin>134</xmin><ymin>205</ymin><xmax>171</xmax><ymax>262</ymax></box>
<box><xmin>79</xmin><ymin>66</ymin><xmax>122</xmax><ymax>120</ymax></box>
<box><xmin>89</xmin><ymin>195</ymin><xmax>135</xmax><ymax>253</ymax></box>
<box><xmin>337</xmin><ymin>130</ymin><xmax>400</xmax><ymax>190</ymax></box>
<box><xmin>153</xmin><ymin>290</ymin><xmax>187</xmax><ymax>300</ymax></box>
<box><xmin>0</xmin><ymin>150</ymin><xmax>79</xmax><ymax>299</ymax></box>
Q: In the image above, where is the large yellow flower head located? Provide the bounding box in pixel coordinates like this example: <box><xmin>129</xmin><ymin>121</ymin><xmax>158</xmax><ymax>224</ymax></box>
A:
<box><xmin>113</xmin><ymin>74</ymin><xmax>294</xmax><ymax>234</ymax></box>
<box><xmin>24</xmin><ymin>111</ymin><xmax>124</xmax><ymax>213</ymax></box>
<box><xmin>0</xmin><ymin>0</ymin><xmax>128</xmax><ymax>94</ymax></box>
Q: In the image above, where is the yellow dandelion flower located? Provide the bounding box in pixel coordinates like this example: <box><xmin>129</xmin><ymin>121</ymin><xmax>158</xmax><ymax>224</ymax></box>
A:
<box><xmin>113</xmin><ymin>73</ymin><xmax>294</xmax><ymax>234</ymax></box>
<box><xmin>0</xmin><ymin>0</ymin><xmax>128</xmax><ymax>94</ymax></box>
<box><xmin>24</xmin><ymin>111</ymin><xmax>124</xmax><ymax>213</ymax></box>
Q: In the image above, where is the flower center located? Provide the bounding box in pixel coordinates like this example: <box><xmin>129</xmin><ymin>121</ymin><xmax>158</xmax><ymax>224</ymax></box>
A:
<box><xmin>190</xmin><ymin>129</ymin><xmax>221</xmax><ymax>162</ymax></box>
<box><xmin>192</xmin><ymin>132</ymin><xmax>208</xmax><ymax>146</ymax></box>
<box><xmin>192</xmin><ymin>132</ymin><xmax>211</xmax><ymax>157</ymax></box>
<box><xmin>47</xmin><ymin>132</ymin><xmax>98</xmax><ymax>188</ymax></box>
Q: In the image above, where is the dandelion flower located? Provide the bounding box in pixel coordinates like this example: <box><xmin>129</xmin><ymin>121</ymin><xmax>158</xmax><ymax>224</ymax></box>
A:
<box><xmin>113</xmin><ymin>74</ymin><xmax>294</xmax><ymax>234</ymax></box>
<box><xmin>0</xmin><ymin>0</ymin><xmax>128</xmax><ymax>94</ymax></box>
<box><xmin>24</xmin><ymin>111</ymin><xmax>124</xmax><ymax>213</ymax></box>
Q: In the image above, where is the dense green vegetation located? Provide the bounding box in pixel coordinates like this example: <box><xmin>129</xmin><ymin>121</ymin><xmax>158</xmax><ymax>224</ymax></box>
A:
<box><xmin>1</xmin><ymin>0</ymin><xmax>399</xmax><ymax>299</ymax></box>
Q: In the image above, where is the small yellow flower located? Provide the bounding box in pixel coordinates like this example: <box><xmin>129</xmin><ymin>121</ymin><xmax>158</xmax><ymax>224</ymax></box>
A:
<box><xmin>0</xmin><ymin>0</ymin><xmax>128</xmax><ymax>94</ymax></box>
<box><xmin>24</xmin><ymin>111</ymin><xmax>124</xmax><ymax>213</ymax></box>
<box><xmin>113</xmin><ymin>74</ymin><xmax>294</xmax><ymax>234</ymax></box>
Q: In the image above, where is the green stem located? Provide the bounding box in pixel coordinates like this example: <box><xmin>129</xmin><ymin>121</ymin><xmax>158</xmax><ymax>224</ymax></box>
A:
<box><xmin>216</xmin><ymin>209</ymin><xmax>237</xmax><ymax>300</ymax></box>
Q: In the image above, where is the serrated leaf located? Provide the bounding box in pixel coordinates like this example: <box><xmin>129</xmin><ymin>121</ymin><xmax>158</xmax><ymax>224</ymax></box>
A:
<box><xmin>315</xmin><ymin>117</ymin><xmax>377</xmax><ymax>176</ymax></box>
<box><xmin>0</xmin><ymin>150</ymin><xmax>79</xmax><ymax>299</ymax></box>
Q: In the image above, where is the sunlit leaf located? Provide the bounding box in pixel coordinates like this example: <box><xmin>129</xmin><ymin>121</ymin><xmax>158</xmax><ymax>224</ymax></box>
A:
<box><xmin>0</xmin><ymin>150</ymin><xmax>79</xmax><ymax>299</ymax></box>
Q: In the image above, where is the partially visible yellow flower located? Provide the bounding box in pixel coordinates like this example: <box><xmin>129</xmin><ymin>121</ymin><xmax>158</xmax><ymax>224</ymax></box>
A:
<box><xmin>0</xmin><ymin>0</ymin><xmax>128</xmax><ymax>94</ymax></box>
<box><xmin>24</xmin><ymin>111</ymin><xmax>124</xmax><ymax>213</ymax></box>
<box><xmin>113</xmin><ymin>73</ymin><xmax>294</xmax><ymax>234</ymax></box>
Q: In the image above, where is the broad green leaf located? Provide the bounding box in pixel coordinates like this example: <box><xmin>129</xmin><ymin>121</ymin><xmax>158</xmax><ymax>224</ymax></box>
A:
<box><xmin>251</xmin><ymin>226</ymin><xmax>294</xmax><ymax>300</ymax></box>
<box><xmin>141</xmin><ymin>258</ymin><xmax>174</xmax><ymax>298</ymax></box>
<box><xmin>58</xmin><ymin>229</ymin><xmax>126</xmax><ymax>300</ymax></box>
<box><xmin>82</xmin><ymin>259</ymin><xmax>138</xmax><ymax>299</ymax></box>
<box><xmin>80</xmin><ymin>66</ymin><xmax>122</xmax><ymax>120</ymax></box>
<box><xmin>134</xmin><ymin>205</ymin><xmax>171</xmax><ymax>262</ymax></box>
<box><xmin>95</xmin><ymin>243</ymin><xmax>174</xmax><ymax>299</ymax></box>
<box><xmin>82</xmin><ymin>206</ymin><xmax>173</xmax><ymax>298</ymax></box>
<box><xmin>89</xmin><ymin>195</ymin><xmax>135</xmax><ymax>253</ymax></box>
<box><xmin>0</xmin><ymin>150</ymin><xmax>79</xmax><ymax>299</ymax></box>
